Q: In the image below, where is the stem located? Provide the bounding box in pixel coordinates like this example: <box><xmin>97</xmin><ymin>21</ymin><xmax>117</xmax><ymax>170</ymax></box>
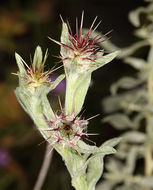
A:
<box><xmin>145</xmin><ymin>57</ymin><xmax>153</xmax><ymax>190</ymax></box>
<box><xmin>33</xmin><ymin>143</ymin><xmax>53</xmax><ymax>190</ymax></box>
<box><xmin>145</xmin><ymin>144</ymin><xmax>153</xmax><ymax>176</ymax></box>
<box><xmin>65</xmin><ymin>74</ymin><xmax>78</xmax><ymax>115</ymax></box>
<box><xmin>65</xmin><ymin>73</ymin><xmax>91</xmax><ymax>116</ymax></box>
<box><xmin>72</xmin><ymin>175</ymin><xmax>88</xmax><ymax>190</ymax></box>
<box><xmin>61</xmin><ymin>146</ymin><xmax>88</xmax><ymax>190</ymax></box>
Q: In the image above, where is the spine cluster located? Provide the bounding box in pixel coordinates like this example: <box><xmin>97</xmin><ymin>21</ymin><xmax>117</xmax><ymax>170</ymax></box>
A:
<box><xmin>45</xmin><ymin>111</ymin><xmax>88</xmax><ymax>149</ymax></box>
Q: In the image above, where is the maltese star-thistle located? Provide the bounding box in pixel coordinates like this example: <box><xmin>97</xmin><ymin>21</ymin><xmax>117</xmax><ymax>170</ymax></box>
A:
<box><xmin>44</xmin><ymin>110</ymin><xmax>88</xmax><ymax>150</ymax></box>
<box><xmin>49</xmin><ymin>12</ymin><xmax>110</xmax><ymax>74</ymax></box>
<box><xmin>49</xmin><ymin>13</ymin><xmax>120</xmax><ymax>117</ymax></box>
<box><xmin>14</xmin><ymin>13</ymin><xmax>120</xmax><ymax>190</ymax></box>
<box><xmin>15</xmin><ymin>47</ymin><xmax>52</xmax><ymax>89</ymax></box>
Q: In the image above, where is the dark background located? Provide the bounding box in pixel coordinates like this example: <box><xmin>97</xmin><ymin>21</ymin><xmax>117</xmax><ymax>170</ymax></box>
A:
<box><xmin>0</xmin><ymin>0</ymin><xmax>145</xmax><ymax>190</ymax></box>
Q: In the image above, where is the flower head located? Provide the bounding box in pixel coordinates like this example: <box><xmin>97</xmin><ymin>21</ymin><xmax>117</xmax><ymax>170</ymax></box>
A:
<box><xmin>49</xmin><ymin>12</ymin><xmax>109</xmax><ymax>73</ymax></box>
<box><xmin>43</xmin><ymin>109</ymin><xmax>88</xmax><ymax>150</ymax></box>
<box><xmin>15</xmin><ymin>46</ymin><xmax>54</xmax><ymax>89</ymax></box>
<box><xmin>23</xmin><ymin>51</ymin><xmax>52</xmax><ymax>88</ymax></box>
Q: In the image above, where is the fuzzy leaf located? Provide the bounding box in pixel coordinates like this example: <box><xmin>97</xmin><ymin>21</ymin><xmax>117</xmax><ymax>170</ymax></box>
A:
<box><xmin>128</xmin><ymin>4</ymin><xmax>153</xmax><ymax>27</ymax></box>
<box><xmin>122</xmin><ymin>131</ymin><xmax>146</xmax><ymax>143</ymax></box>
<box><xmin>103</xmin><ymin>114</ymin><xmax>134</xmax><ymax>129</ymax></box>
<box><xmin>100</xmin><ymin>146</ymin><xmax>116</xmax><ymax>155</ymax></box>
<box><xmin>124</xmin><ymin>57</ymin><xmax>146</xmax><ymax>70</ymax></box>
<box><xmin>74</xmin><ymin>73</ymin><xmax>91</xmax><ymax>116</ymax></box>
<box><xmin>102</xmin><ymin>95</ymin><xmax>124</xmax><ymax>113</ymax></box>
<box><xmin>91</xmin><ymin>51</ymin><xmax>120</xmax><ymax>72</ymax></box>
<box><xmin>87</xmin><ymin>155</ymin><xmax>104</xmax><ymax>190</ymax></box>
<box><xmin>110</xmin><ymin>77</ymin><xmax>140</xmax><ymax>95</ymax></box>
<box><xmin>14</xmin><ymin>87</ymin><xmax>29</xmax><ymax>114</ymax></box>
<box><xmin>41</xmin><ymin>95</ymin><xmax>56</xmax><ymax>121</ymax></box>
<box><xmin>77</xmin><ymin>140</ymin><xmax>116</xmax><ymax>155</ymax></box>
<box><xmin>123</xmin><ymin>146</ymin><xmax>138</xmax><ymax>175</ymax></box>
<box><xmin>77</xmin><ymin>141</ymin><xmax>100</xmax><ymax>154</ymax></box>
<box><xmin>128</xmin><ymin>8</ymin><xmax>144</xmax><ymax>27</ymax></box>
<box><xmin>102</xmin><ymin>137</ymin><xmax>121</xmax><ymax>148</ymax></box>
<box><xmin>65</xmin><ymin>72</ymin><xmax>91</xmax><ymax>116</ymax></box>
<box><xmin>105</xmin><ymin>158</ymin><xmax>123</xmax><ymax>174</ymax></box>
<box><xmin>119</xmin><ymin>40</ymin><xmax>149</xmax><ymax>58</ymax></box>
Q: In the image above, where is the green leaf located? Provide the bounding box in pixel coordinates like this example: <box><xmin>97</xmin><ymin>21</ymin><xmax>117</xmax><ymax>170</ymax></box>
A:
<box><xmin>103</xmin><ymin>114</ymin><xmax>135</xmax><ymax>129</ymax></box>
<box><xmin>33</xmin><ymin>46</ymin><xmax>43</xmax><ymax>71</ymax></box>
<box><xmin>105</xmin><ymin>158</ymin><xmax>122</xmax><ymax>174</ymax></box>
<box><xmin>64</xmin><ymin>51</ymin><xmax>120</xmax><ymax>116</ymax></box>
<box><xmin>122</xmin><ymin>131</ymin><xmax>146</xmax><ymax>143</ymax></box>
<box><xmin>91</xmin><ymin>51</ymin><xmax>120</xmax><ymax>72</ymax></box>
<box><xmin>65</xmin><ymin>72</ymin><xmax>91</xmax><ymax>116</ymax></box>
<box><xmin>74</xmin><ymin>73</ymin><xmax>91</xmax><ymax>116</ymax></box>
<box><xmin>87</xmin><ymin>155</ymin><xmax>104</xmax><ymax>190</ymax></box>
<box><xmin>77</xmin><ymin>140</ymin><xmax>116</xmax><ymax>155</ymax></box>
<box><xmin>124</xmin><ymin>57</ymin><xmax>146</xmax><ymax>70</ymax></box>
<box><xmin>41</xmin><ymin>95</ymin><xmax>56</xmax><ymax>121</ymax></box>
<box><xmin>128</xmin><ymin>4</ymin><xmax>153</xmax><ymax>27</ymax></box>
<box><xmin>99</xmin><ymin>146</ymin><xmax>116</xmax><ymax>155</ymax></box>
<box><xmin>124</xmin><ymin>147</ymin><xmax>138</xmax><ymax>175</ymax></box>
<box><xmin>128</xmin><ymin>8</ymin><xmax>143</xmax><ymax>27</ymax></box>
<box><xmin>119</xmin><ymin>40</ymin><xmax>149</xmax><ymax>58</ymax></box>
<box><xmin>14</xmin><ymin>87</ymin><xmax>29</xmax><ymax>114</ymax></box>
<box><xmin>86</xmin><ymin>141</ymin><xmax>117</xmax><ymax>190</ymax></box>
<box><xmin>110</xmin><ymin>77</ymin><xmax>140</xmax><ymax>95</ymax></box>
<box><xmin>77</xmin><ymin>140</ymin><xmax>101</xmax><ymax>154</ymax></box>
<box><xmin>102</xmin><ymin>137</ymin><xmax>121</xmax><ymax>148</ymax></box>
<box><xmin>102</xmin><ymin>94</ymin><xmax>124</xmax><ymax>113</ymax></box>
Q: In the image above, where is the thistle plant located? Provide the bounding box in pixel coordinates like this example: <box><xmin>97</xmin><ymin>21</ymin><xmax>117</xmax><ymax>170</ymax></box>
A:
<box><xmin>96</xmin><ymin>1</ymin><xmax>153</xmax><ymax>189</ymax></box>
<box><xmin>14</xmin><ymin>13</ymin><xmax>120</xmax><ymax>190</ymax></box>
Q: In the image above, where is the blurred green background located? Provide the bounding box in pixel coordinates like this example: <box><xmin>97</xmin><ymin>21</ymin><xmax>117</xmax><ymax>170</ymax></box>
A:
<box><xmin>0</xmin><ymin>0</ymin><xmax>145</xmax><ymax>189</ymax></box>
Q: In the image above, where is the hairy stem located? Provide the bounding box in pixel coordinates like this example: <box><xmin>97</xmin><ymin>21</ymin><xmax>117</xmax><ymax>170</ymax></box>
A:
<box><xmin>65</xmin><ymin>74</ymin><xmax>78</xmax><ymax>115</ymax></box>
<box><xmin>72</xmin><ymin>175</ymin><xmax>88</xmax><ymax>190</ymax></box>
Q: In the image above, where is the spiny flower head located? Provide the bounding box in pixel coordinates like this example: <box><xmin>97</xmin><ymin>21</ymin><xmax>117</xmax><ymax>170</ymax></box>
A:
<box><xmin>49</xmin><ymin>12</ymin><xmax>109</xmax><ymax>74</ymax></box>
<box><xmin>23</xmin><ymin>51</ymin><xmax>51</xmax><ymax>88</ymax></box>
<box><xmin>44</xmin><ymin>110</ymin><xmax>88</xmax><ymax>150</ymax></box>
<box><xmin>15</xmin><ymin>46</ymin><xmax>54</xmax><ymax>89</ymax></box>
